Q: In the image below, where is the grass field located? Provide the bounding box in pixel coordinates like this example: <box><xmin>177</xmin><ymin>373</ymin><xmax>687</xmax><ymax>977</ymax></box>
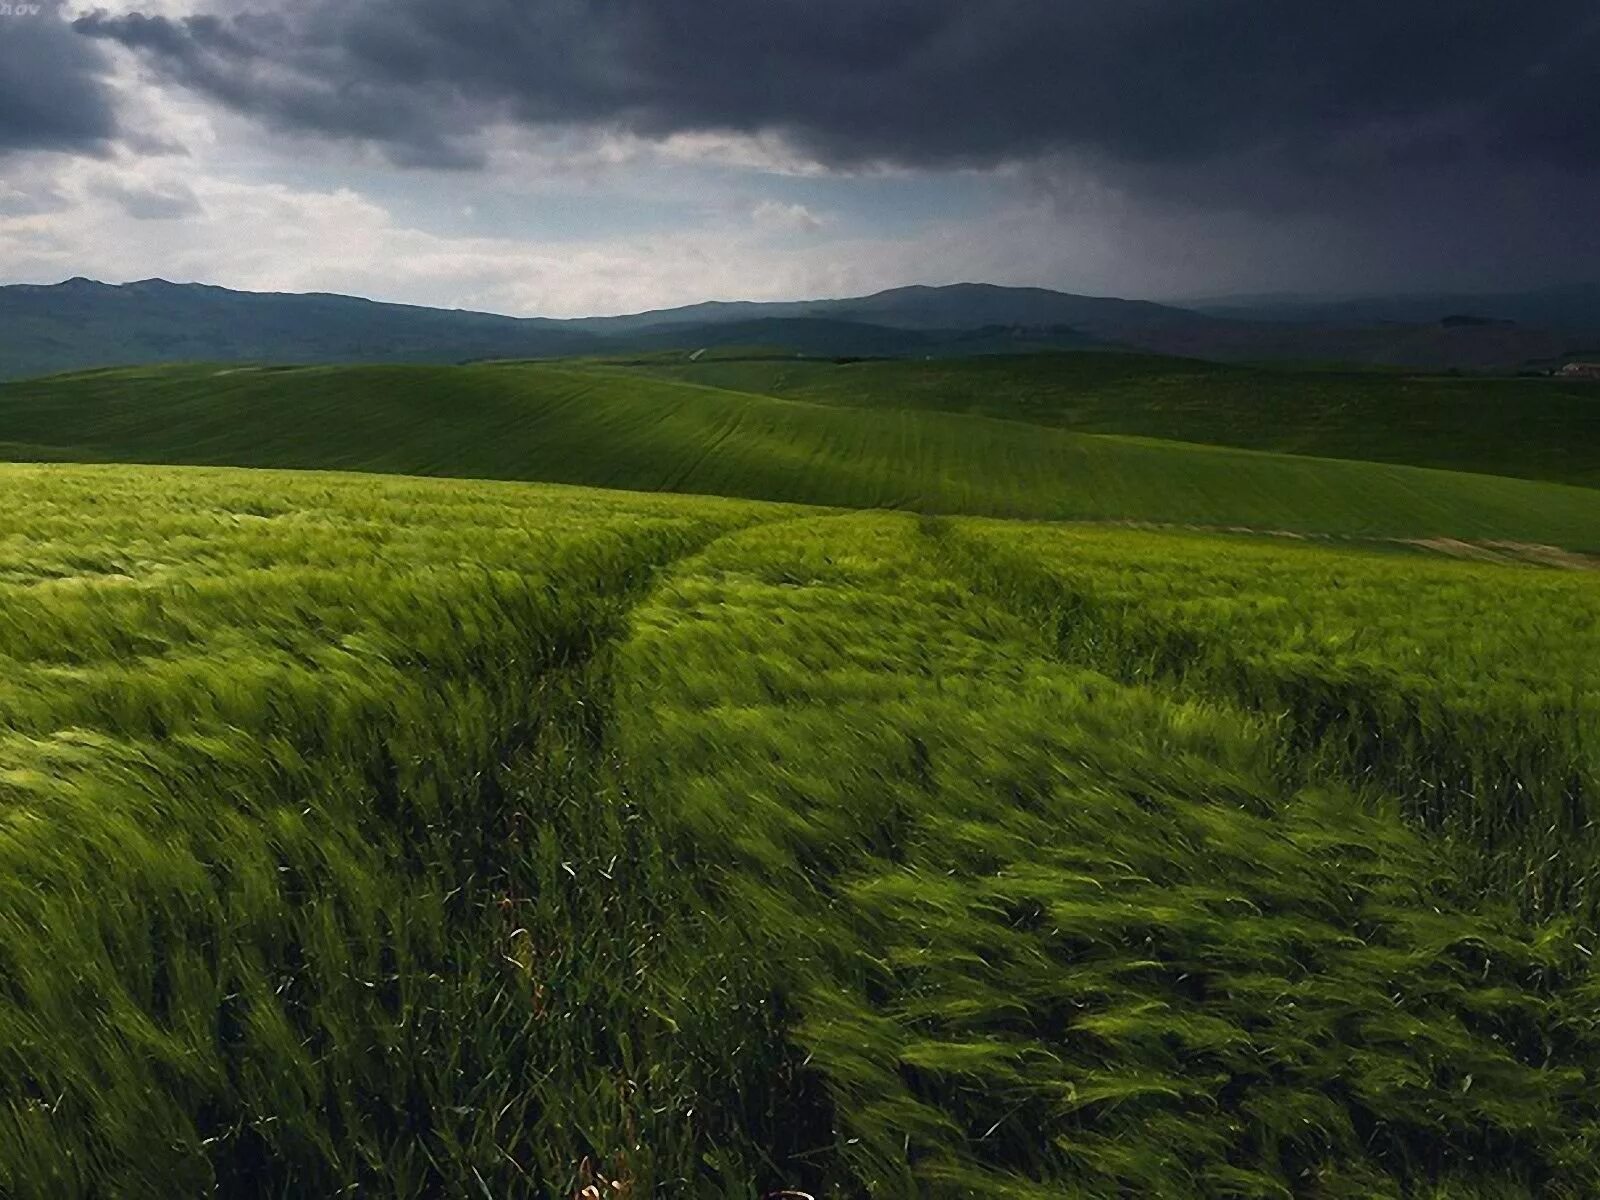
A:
<box><xmin>1</xmin><ymin>344</ymin><xmax>1599</xmax><ymax>1196</ymax></box>
<box><xmin>3</xmin><ymin>361</ymin><xmax>1600</xmax><ymax>549</ymax></box>
<box><xmin>616</xmin><ymin>513</ymin><xmax>1600</xmax><ymax>1196</ymax></box>
<box><xmin>936</xmin><ymin>520</ymin><xmax>1600</xmax><ymax>914</ymax></box>
<box><xmin>0</xmin><ymin>465</ymin><xmax>801</xmax><ymax>1196</ymax></box>
<box><xmin>620</xmin><ymin>352</ymin><xmax>1600</xmax><ymax>488</ymax></box>
<box><xmin>0</xmin><ymin>461</ymin><xmax>1596</xmax><ymax>1196</ymax></box>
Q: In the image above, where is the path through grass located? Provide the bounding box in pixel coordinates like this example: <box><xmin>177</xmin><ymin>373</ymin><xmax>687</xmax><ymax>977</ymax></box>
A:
<box><xmin>2</xmin><ymin>465</ymin><xmax>1598</xmax><ymax>1196</ymax></box>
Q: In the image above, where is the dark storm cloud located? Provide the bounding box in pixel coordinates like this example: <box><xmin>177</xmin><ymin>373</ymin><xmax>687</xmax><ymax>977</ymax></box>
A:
<box><xmin>73</xmin><ymin>7</ymin><xmax>484</xmax><ymax>166</ymax></box>
<box><xmin>71</xmin><ymin>0</ymin><xmax>1600</xmax><ymax>177</ymax></box>
<box><xmin>0</xmin><ymin>1</ymin><xmax>119</xmax><ymax>153</ymax></box>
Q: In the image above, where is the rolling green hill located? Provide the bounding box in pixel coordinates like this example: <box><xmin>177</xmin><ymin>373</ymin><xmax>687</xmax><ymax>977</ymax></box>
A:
<box><xmin>4</xmin><ymin>360</ymin><xmax>1600</xmax><ymax>549</ymax></box>
<box><xmin>621</xmin><ymin>351</ymin><xmax>1600</xmax><ymax>488</ymax></box>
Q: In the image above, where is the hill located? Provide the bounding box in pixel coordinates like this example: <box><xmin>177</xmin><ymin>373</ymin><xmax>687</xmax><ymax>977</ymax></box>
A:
<box><xmin>570</xmin><ymin>280</ymin><xmax>1600</xmax><ymax>366</ymax></box>
<box><xmin>621</xmin><ymin>351</ymin><xmax>1600</xmax><ymax>488</ymax></box>
<box><xmin>4</xmin><ymin>360</ymin><xmax>1600</xmax><ymax>547</ymax></box>
<box><xmin>1191</xmin><ymin>282</ymin><xmax>1600</xmax><ymax>331</ymax></box>
<box><xmin>0</xmin><ymin>278</ymin><xmax>1162</xmax><ymax>378</ymax></box>
<box><xmin>539</xmin><ymin>280</ymin><xmax>1190</xmax><ymax>337</ymax></box>
<box><xmin>593</xmin><ymin>315</ymin><xmax>1103</xmax><ymax>358</ymax></box>
<box><xmin>2</xmin><ymin>462</ymin><xmax>1598</xmax><ymax>1195</ymax></box>
<box><xmin>0</xmin><ymin>277</ymin><xmax>604</xmax><ymax>380</ymax></box>
<box><xmin>4</xmin><ymin>277</ymin><xmax>1597</xmax><ymax>379</ymax></box>
<box><xmin>572</xmin><ymin>280</ymin><xmax>1193</xmax><ymax>337</ymax></box>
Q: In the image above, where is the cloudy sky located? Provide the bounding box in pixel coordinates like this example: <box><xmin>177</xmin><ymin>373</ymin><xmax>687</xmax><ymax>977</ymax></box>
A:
<box><xmin>2</xmin><ymin>0</ymin><xmax>1597</xmax><ymax>316</ymax></box>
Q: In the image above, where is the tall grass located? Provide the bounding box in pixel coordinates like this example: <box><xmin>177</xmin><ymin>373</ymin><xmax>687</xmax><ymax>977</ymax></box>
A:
<box><xmin>3</xmin><ymin>465</ymin><xmax>1598</xmax><ymax>1196</ymax></box>
<box><xmin>0</xmin><ymin>465</ymin><xmax>791</xmax><ymax>1195</ymax></box>
<box><xmin>931</xmin><ymin>518</ymin><xmax>1600</xmax><ymax>916</ymax></box>
<box><xmin>611</xmin><ymin>513</ymin><xmax>1600</xmax><ymax>1196</ymax></box>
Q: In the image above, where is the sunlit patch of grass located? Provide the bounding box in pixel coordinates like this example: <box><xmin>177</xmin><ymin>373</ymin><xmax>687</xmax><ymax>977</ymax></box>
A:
<box><xmin>0</xmin><ymin>464</ymin><xmax>795</xmax><ymax>1196</ymax></box>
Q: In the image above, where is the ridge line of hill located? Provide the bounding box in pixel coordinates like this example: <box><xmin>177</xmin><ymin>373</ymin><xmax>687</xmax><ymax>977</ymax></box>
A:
<box><xmin>4</xmin><ymin>361</ymin><xmax>1600</xmax><ymax>551</ymax></box>
<box><xmin>7</xmin><ymin>277</ymin><xmax>1600</xmax><ymax>378</ymax></box>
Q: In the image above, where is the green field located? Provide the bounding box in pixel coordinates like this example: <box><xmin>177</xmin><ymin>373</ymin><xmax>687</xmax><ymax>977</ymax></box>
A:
<box><xmin>619</xmin><ymin>352</ymin><xmax>1600</xmax><ymax>488</ymax></box>
<box><xmin>3</xmin><ymin>361</ymin><xmax>1600</xmax><ymax>549</ymax></box>
<box><xmin>1</xmin><ymin>348</ymin><xmax>1599</xmax><ymax>1196</ymax></box>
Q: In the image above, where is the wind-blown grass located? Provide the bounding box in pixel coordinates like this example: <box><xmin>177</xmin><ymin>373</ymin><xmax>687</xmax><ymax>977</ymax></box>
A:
<box><xmin>934</xmin><ymin>518</ymin><xmax>1600</xmax><ymax>915</ymax></box>
<box><xmin>612</xmin><ymin>513</ymin><xmax>1600</xmax><ymax>1196</ymax></box>
<box><xmin>1</xmin><ymin>464</ymin><xmax>1597</xmax><ymax>1196</ymax></box>
<box><xmin>0</xmin><ymin>464</ymin><xmax>791</xmax><ymax>1196</ymax></box>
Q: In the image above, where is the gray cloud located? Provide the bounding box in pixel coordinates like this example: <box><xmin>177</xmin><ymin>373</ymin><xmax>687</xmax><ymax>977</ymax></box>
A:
<box><xmin>0</xmin><ymin>1</ymin><xmax>119</xmax><ymax>153</ymax></box>
<box><xmin>73</xmin><ymin>7</ymin><xmax>484</xmax><ymax>167</ymax></box>
<box><xmin>90</xmin><ymin>176</ymin><xmax>202</xmax><ymax>219</ymax></box>
<box><xmin>70</xmin><ymin>1</ymin><xmax>1600</xmax><ymax>182</ymax></box>
<box><xmin>39</xmin><ymin>0</ymin><xmax>1600</xmax><ymax>293</ymax></box>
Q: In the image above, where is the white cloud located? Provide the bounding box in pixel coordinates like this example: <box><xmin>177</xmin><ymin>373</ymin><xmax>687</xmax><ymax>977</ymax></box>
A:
<box><xmin>0</xmin><ymin>15</ymin><xmax>1252</xmax><ymax>311</ymax></box>
<box><xmin>750</xmin><ymin>199</ymin><xmax>825</xmax><ymax>234</ymax></box>
<box><xmin>88</xmin><ymin>174</ymin><xmax>201</xmax><ymax>220</ymax></box>
<box><xmin>0</xmin><ymin>145</ymin><xmax>1258</xmax><ymax>315</ymax></box>
<box><xmin>650</xmin><ymin>131</ymin><xmax>835</xmax><ymax>177</ymax></box>
<box><xmin>9</xmin><ymin>29</ymin><xmax>1503</xmax><ymax>317</ymax></box>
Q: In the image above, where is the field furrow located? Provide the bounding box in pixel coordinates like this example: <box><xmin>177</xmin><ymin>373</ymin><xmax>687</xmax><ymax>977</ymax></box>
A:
<box><xmin>0</xmin><ymin>465</ymin><xmax>797</xmax><ymax>1197</ymax></box>
<box><xmin>603</xmin><ymin>512</ymin><xmax>1600</xmax><ymax>1196</ymax></box>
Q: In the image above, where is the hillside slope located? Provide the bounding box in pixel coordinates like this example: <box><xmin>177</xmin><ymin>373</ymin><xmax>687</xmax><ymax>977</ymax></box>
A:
<box><xmin>1192</xmin><ymin>282</ymin><xmax>1600</xmax><ymax>330</ymax></box>
<box><xmin>0</xmin><ymin>277</ymin><xmax>608</xmax><ymax>380</ymax></box>
<box><xmin>4</xmin><ymin>361</ymin><xmax>1600</xmax><ymax>547</ymax></box>
<box><xmin>623</xmin><ymin>352</ymin><xmax>1600</xmax><ymax>488</ymax></box>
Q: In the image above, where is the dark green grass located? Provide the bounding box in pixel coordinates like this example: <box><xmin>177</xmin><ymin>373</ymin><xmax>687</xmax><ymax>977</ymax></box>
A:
<box><xmin>5</xmin><ymin>361</ymin><xmax>1600</xmax><ymax>548</ymax></box>
<box><xmin>622</xmin><ymin>352</ymin><xmax>1600</xmax><ymax>488</ymax></box>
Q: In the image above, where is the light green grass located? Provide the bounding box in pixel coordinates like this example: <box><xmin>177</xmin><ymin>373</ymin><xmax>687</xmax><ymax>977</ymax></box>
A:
<box><xmin>612</xmin><ymin>513</ymin><xmax>1600</xmax><ymax>1196</ymax></box>
<box><xmin>4</xmin><ymin>362</ymin><xmax>1600</xmax><ymax>547</ymax></box>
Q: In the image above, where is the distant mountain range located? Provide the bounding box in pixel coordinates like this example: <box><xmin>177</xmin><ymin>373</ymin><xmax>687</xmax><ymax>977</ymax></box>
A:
<box><xmin>3</xmin><ymin>276</ymin><xmax>1598</xmax><ymax>380</ymax></box>
<box><xmin>1187</xmin><ymin>284</ymin><xmax>1600</xmax><ymax>331</ymax></box>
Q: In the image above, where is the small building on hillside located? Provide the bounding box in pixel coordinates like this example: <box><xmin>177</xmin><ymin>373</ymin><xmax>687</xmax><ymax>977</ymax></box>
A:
<box><xmin>1556</xmin><ymin>362</ymin><xmax>1600</xmax><ymax>380</ymax></box>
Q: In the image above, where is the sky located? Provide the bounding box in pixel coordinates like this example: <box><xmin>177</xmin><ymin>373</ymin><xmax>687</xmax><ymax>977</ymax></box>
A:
<box><xmin>2</xmin><ymin>0</ymin><xmax>1597</xmax><ymax>317</ymax></box>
